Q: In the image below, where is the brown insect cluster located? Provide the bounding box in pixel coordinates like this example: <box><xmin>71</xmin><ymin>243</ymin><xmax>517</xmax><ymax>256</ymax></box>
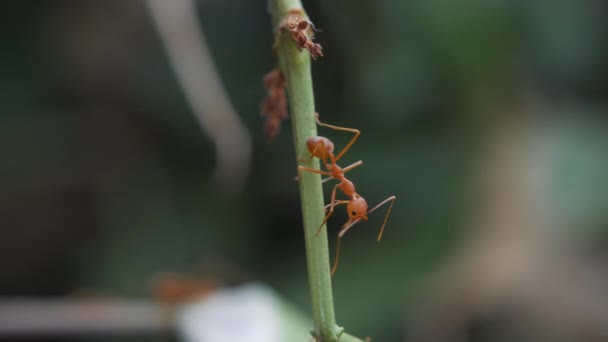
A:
<box><xmin>260</xmin><ymin>68</ymin><xmax>288</xmax><ymax>142</ymax></box>
<box><xmin>283</xmin><ymin>15</ymin><xmax>323</xmax><ymax>60</ymax></box>
<box><xmin>260</xmin><ymin>10</ymin><xmax>324</xmax><ymax>142</ymax></box>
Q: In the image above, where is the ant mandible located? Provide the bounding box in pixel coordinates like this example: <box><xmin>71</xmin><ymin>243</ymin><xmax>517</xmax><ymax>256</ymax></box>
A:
<box><xmin>297</xmin><ymin>113</ymin><xmax>396</xmax><ymax>276</ymax></box>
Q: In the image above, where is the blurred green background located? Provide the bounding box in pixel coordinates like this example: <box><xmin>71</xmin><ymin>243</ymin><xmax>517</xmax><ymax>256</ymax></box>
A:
<box><xmin>2</xmin><ymin>0</ymin><xmax>608</xmax><ymax>341</ymax></box>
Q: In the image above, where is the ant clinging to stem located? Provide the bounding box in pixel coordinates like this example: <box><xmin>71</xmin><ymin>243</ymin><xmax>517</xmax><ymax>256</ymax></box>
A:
<box><xmin>298</xmin><ymin>113</ymin><xmax>396</xmax><ymax>276</ymax></box>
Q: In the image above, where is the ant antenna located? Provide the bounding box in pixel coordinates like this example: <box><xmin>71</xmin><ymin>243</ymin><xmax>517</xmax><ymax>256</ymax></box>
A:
<box><xmin>331</xmin><ymin>217</ymin><xmax>362</xmax><ymax>276</ymax></box>
<box><xmin>308</xmin><ymin>21</ymin><xmax>322</xmax><ymax>32</ymax></box>
<box><xmin>367</xmin><ymin>196</ymin><xmax>396</xmax><ymax>241</ymax></box>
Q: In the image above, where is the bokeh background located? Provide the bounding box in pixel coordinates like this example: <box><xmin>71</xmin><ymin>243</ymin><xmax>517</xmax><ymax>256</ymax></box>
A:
<box><xmin>3</xmin><ymin>0</ymin><xmax>608</xmax><ymax>341</ymax></box>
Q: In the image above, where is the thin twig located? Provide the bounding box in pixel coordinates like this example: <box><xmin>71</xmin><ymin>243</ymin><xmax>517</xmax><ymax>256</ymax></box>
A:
<box><xmin>269</xmin><ymin>1</ymin><xmax>364</xmax><ymax>341</ymax></box>
<box><xmin>0</xmin><ymin>299</ymin><xmax>172</xmax><ymax>336</ymax></box>
<box><xmin>146</xmin><ymin>0</ymin><xmax>252</xmax><ymax>198</ymax></box>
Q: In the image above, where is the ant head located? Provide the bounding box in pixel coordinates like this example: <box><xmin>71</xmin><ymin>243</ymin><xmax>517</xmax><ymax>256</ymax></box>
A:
<box><xmin>347</xmin><ymin>196</ymin><xmax>368</xmax><ymax>221</ymax></box>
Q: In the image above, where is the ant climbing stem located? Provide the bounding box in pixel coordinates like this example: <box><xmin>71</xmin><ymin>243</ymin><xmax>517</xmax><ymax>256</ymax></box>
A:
<box><xmin>296</xmin><ymin>113</ymin><xmax>396</xmax><ymax>276</ymax></box>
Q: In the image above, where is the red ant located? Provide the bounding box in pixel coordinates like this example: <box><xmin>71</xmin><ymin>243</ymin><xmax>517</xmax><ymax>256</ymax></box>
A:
<box><xmin>297</xmin><ymin>113</ymin><xmax>396</xmax><ymax>276</ymax></box>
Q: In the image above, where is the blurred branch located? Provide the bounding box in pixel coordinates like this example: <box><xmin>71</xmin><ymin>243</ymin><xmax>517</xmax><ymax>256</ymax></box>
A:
<box><xmin>146</xmin><ymin>0</ymin><xmax>252</xmax><ymax>199</ymax></box>
<box><xmin>0</xmin><ymin>299</ymin><xmax>172</xmax><ymax>336</ymax></box>
<box><xmin>269</xmin><ymin>1</ymin><xmax>363</xmax><ymax>342</ymax></box>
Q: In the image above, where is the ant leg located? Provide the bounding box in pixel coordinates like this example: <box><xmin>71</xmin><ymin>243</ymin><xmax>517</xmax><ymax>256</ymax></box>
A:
<box><xmin>315</xmin><ymin>199</ymin><xmax>348</xmax><ymax>236</ymax></box>
<box><xmin>331</xmin><ymin>218</ymin><xmax>361</xmax><ymax>276</ymax></box>
<box><xmin>301</xmin><ymin>176</ymin><xmax>332</xmax><ymax>183</ymax></box>
<box><xmin>296</xmin><ymin>159</ymin><xmax>347</xmax><ymax>184</ymax></box>
<box><xmin>295</xmin><ymin>174</ymin><xmax>331</xmax><ymax>184</ymax></box>
<box><xmin>315</xmin><ymin>184</ymin><xmax>340</xmax><ymax>234</ymax></box>
<box><xmin>323</xmin><ymin>200</ymin><xmax>349</xmax><ymax>211</ymax></box>
<box><xmin>341</xmin><ymin>160</ymin><xmax>363</xmax><ymax>173</ymax></box>
<box><xmin>296</xmin><ymin>165</ymin><xmax>330</xmax><ymax>184</ymax></box>
<box><xmin>321</xmin><ymin>177</ymin><xmax>333</xmax><ymax>184</ymax></box>
<box><xmin>297</xmin><ymin>165</ymin><xmax>331</xmax><ymax>178</ymax></box>
<box><xmin>295</xmin><ymin>168</ymin><xmax>333</xmax><ymax>184</ymax></box>
<box><xmin>331</xmin><ymin>236</ymin><xmax>342</xmax><ymax>277</ymax></box>
<box><xmin>367</xmin><ymin>196</ymin><xmax>396</xmax><ymax>241</ymax></box>
<box><xmin>314</xmin><ymin>113</ymin><xmax>360</xmax><ymax>162</ymax></box>
<box><xmin>298</xmin><ymin>176</ymin><xmax>335</xmax><ymax>183</ymax></box>
<box><xmin>324</xmin><ymin>183</ymin><xmax>340</xmax><ymax>220</ymax></box>
<box><xmin>317</xmin><ymin>161</ymin><xmax>362</xmax><ymax>183</ymax></box>
<box><xmin>339</xmin><ymin>217</ymin><xmax>363</xmax><ymax>237</ymax></box>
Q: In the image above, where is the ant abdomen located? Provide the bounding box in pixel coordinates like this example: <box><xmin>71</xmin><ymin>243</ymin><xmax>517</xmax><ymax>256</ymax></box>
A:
<box><xmin>306</xmin><ymin>136</ymin><xmax>334</xmax><ymax>158</ymax></box>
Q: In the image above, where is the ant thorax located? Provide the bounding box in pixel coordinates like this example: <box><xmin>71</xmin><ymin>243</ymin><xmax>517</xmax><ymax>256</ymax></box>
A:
<box><xmin>326</xmin><ymin>163</ymin><xmax>344</xmax><ymax>178</ymax></box>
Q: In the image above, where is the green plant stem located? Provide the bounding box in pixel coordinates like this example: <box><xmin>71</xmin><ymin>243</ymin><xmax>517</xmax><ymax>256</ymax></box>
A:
<box><xmin>269</xmin><ymin>1</ymin><xmax>364</xmax><ymax>341</ymax></box>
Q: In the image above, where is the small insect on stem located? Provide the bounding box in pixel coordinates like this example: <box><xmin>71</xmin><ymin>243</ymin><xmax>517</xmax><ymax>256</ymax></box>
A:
<box><xmin>260</xmin><ymin>67</ymin><xmax>288</xmax><ymax>142</ymax></box>
<box><xmin>297</xmin><ymin>113</ymin><xmax>396</xmax><ymax>276</ymax></box>
<box><xmin>263</xmin><ymin>10</ymin><xmax>322</xmax><ymax>141</ymax></box>
<box><xmin>278</xmin><ymin>9</ymin><xmax>324</xmax><ymax>60</ymax></box>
